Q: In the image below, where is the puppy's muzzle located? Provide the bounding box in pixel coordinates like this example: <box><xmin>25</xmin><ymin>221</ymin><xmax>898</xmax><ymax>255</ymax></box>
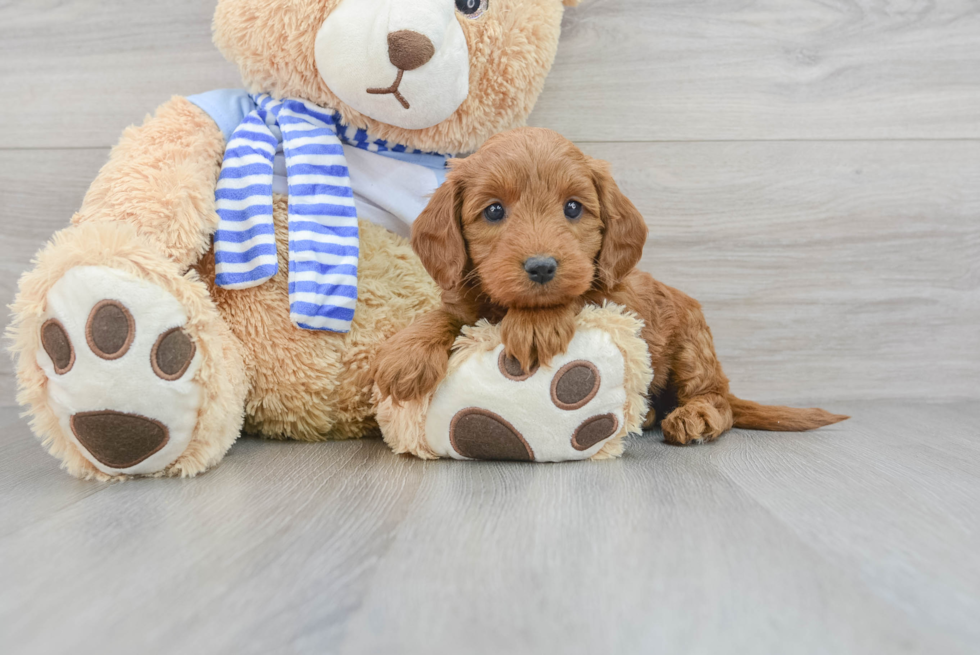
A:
<box><xmin>525</xmin><ymin>257</ymin><xmax>558</xmax><ymax>285</ymax></box>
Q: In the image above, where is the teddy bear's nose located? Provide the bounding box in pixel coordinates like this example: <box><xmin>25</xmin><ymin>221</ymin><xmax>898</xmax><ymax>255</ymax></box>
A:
<box><xmin>387</xmin><ymin>30</ymin><xmax>436</xmax><ymax>72</ymax></box>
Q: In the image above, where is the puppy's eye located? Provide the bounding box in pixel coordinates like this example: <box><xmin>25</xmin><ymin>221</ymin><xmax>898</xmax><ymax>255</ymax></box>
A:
<box><xmin>564</xmin><ymin>200</ymin><xmax>584</xmax><ymax>220</ymax></box>
<box><xmin>456</xmin><ymin>0</ymin><xmax>488</xmax><ymax>19</ymax></box>
<box><xmin>483</xmin><ymin>203</ymin><xmax>506</xmax><ymax>223</ymax></box>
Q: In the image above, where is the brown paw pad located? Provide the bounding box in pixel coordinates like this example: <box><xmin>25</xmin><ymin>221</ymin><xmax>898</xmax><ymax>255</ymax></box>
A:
<box><xmin>86</xmin><ymin>300</ymin><xmax>135</xmax><ymax>360</ymax></box>
<box><xmin>41</xmin><ymin>319</ymin><xmax>75</xmax><ymax>375</ymax></box>
<box><xmin>498</xmin><ymin>351</ymin><xmax>538</xmax><ymax>382</ymax></box>
<box><xmin>551</xmin><ymin>361</ymin><xmax>601</xmax><ymax>410</ymax></box>
<box><xmin>450</xmin><ymin>408</ymin><xmax>535</xmax><ymax>462</ymax></box>
<box><xmin>152</xmin><ymin>328</ymin><xmax>196</xmax><ymax>381</ymax></box>
<box><xmin>572</xmin><ymin>414</ymin><xmax>620</xmax><ymax>452</ymax></box>
<box><xmin>70</xmin><ymin>411</ymin><xmax>170</xmax><ymax>469</ymax></box>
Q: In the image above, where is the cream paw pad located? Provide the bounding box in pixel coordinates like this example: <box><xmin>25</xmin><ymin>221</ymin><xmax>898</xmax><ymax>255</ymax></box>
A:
<box><xmin>377</xmin><ymin>304</ymin><xmax>653</xmax><ymax>462</ymax></box>
<box><xmin>35</xmin><ymin>266</ymin><xmax>204</xmax><ymax>477</ymax></box>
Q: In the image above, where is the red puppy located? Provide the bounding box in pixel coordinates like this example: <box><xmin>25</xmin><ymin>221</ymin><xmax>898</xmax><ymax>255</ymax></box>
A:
<box><xmin>374</xmin><ymin>128</ymin><xmax>846</xmax><ymax>444</ymax></box>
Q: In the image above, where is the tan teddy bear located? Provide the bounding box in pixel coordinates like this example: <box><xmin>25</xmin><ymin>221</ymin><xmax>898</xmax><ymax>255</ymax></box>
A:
<box><xmin>9</xmin><ymin>0</ymin><xmax>583</xmax><ymax>480</ymax></box>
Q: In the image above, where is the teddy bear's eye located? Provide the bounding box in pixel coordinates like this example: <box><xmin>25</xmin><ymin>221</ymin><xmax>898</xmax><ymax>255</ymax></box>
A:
<box><xmin>456</xmin><ymin>0</ymin><xmax>488</xmax><ymax>19</ymax></box>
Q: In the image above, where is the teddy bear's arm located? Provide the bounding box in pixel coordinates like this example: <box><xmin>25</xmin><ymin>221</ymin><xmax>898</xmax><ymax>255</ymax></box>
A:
<box><xmin>71</xmin><ymin>97</ymin><xmax>227</xmax><ymax>270</ymax></box>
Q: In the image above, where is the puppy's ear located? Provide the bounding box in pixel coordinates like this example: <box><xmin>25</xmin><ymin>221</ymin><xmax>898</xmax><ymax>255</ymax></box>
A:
<box><xmin>591</xmin><ymin>158</ymin><xmax>648</xmax><ymax>290</ymax></box>
<box><xmin>563</xmin><ymin>0</ymin><xmax>583</xmax><ymax>6</ymax></box>
<box><xmin>412</xmin><ymin>173</ymin><xmax>468</xmax><ymax>291</ymax></box>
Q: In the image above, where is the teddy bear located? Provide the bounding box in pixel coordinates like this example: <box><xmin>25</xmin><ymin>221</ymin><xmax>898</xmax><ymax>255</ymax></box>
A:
<box><xmin>9</xmin><ymin>0</ymin><xmax>590</xmax><ymax>480</ymax></box>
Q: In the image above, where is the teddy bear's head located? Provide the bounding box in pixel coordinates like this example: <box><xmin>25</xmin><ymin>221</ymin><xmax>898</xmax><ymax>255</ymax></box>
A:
<box><xmin>213</xmin><ymin>0</ymin><xmax>580</xmax><ymax>154</ymax></box>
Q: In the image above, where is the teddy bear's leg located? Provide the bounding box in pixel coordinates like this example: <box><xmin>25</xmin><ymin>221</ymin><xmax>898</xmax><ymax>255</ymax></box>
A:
<box><xmin>10</xmin><ymin>221</ymin><xmax>250</xmax><ymax>480</ymax></box>
<box><xmin>70</xmin><ymin>96</ymin><xmax>228</xmax><ymax>268</ymax></box>
<box><xmin>9</xmin><ymin>98</ymin><xmax>250</xmax><ymax>479</ymax></box>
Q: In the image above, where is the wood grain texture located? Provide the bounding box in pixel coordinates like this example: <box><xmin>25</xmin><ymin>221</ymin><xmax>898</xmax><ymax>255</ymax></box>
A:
<box><xmin>0</xmin><ymin>402</ymin><xmax>978</xmax><ymax>654</ymax></box>
<box><xmin>0</xmin><ymin>407</ymin><xmax>111</xmax><ymax>539</ymax></box>
<box><xmin>530</xmin><ymin>0</ymin><xmax>980</xmax><ymax>141</ymax></box>
<box><xmin>580</xmin><ymin>140</ymin><xmax>980</xmax><ymax>403</ymax></box>
<box><xmin>3</xmin><ymin>1</ymin><xmax>980</xmax><ymax>148</ymax></box>
<box><xmin>0</xmin><ymin>149</ymin><xmax>108</xmax><ymax>406</ymax></box>
<box><xmin>0</xmin><ymin>0</ymin><xmax>240</xmax><ymax>149</ymax></box>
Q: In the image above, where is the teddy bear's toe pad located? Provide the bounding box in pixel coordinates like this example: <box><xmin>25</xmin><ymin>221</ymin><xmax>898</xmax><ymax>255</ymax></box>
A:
<box><xmin>41</xmin><ymin>319</ymin><xmax>74</xmax><ymax>374</ymax></box>
<box><xmin>86</xmin><ymin>300</ymin><xmax>135</xmax><ymax>360</ymax></box>
<box><xmin>572</xmin><ymin>414</ymin><xmax>620</xmax><ymax>451</ymax></box>
<box><xmin>37</xmin><ymin>266</ymin><xmax>203</xmax><ymax>476</ymax></box>
<box><xmin>151</xmin><ymin>328</ymin><xmax>197</xmax><ymax>381</ymax></box>
<box><xmin>552</xmin><ymin>361</ymin><xmax>600</xmax><ymax>410</ymax></box>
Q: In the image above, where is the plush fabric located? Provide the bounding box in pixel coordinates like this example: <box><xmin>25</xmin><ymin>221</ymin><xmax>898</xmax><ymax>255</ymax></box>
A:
<box><xmin>9</xmin><ymin>221</ymin><xmax>248</xmax><ymax>481</ymax></box>
<box><xmin>73</xmin><ymin>97</ymin><xmax>229</xmax><ymax>268</ymax></box>
<box><xmin>211</xmin><ymin>93</ymin><xmax>451</xmax><ymax>332</ymax></box>
<box><xmin>195</xmin><ymin>201</ymin><xmax>442</xmax><ymax>444</ymax></box>
<box><xmin>315</xmin><ymin>0</ymin><xmax>470</xmax><ymax>130</ymax></box>
<box><xmin>376</xmin><ymin>304</ymin><xmax>654</xmax><ymax>462</ymax></box>
<box><xmin>69</xmin><ymin>411</ymin><xmax>171</xmax><ymax>471</ymax></box>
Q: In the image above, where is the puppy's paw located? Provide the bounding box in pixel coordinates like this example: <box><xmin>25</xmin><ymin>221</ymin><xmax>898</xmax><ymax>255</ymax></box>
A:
<box><xmin>499</xmin><ymin>305</ymin><xmax>578</xmax><ymax>370</ymax></box>
<box><xmin>661</xmin><ymin>396</ymin><xmax>729</xmax><ymax>445</ymax></box>
<box><xmin>374</xmin><ymin>340</ymin><xmax>449</xmax><ymax>404</ymax></box>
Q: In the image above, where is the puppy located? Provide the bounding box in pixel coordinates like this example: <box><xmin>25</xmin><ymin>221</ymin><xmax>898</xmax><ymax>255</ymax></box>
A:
<box><xmin>374</xmin><ymin>128</ymin><xmax>847</xmax><ymax>444</ymax></box>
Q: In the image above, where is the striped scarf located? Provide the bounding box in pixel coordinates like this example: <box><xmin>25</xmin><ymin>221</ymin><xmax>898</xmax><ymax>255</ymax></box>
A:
<box><xmin>213</xmin><ymin>93</ymin><xmax>439</xmax><ymax>333</ymax></box>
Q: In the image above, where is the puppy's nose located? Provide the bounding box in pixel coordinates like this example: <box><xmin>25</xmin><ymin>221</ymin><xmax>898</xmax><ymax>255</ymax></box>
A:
<box><xmin>524</xmin><ymin>257</ymin><xmax>558</xmax><ymax>285</ymax></box>
<box><xmin>387</xmin><ymin>30</ymin><xmax>435</xmax><ymax>71</ymax></box>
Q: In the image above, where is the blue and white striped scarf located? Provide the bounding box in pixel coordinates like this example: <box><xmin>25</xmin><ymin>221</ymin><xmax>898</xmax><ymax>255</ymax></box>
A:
<box><xmin>213</xmin><ymin>93</ymin><xmax>440</xmax><ymax>333</ymax></box>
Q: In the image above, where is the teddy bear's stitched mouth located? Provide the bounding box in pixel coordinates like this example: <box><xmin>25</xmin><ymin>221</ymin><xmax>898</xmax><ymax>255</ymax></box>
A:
<box><xmin>367</xmin><ymin>70</ymin><xmax>411</xmax><ymax>110</ymax></box>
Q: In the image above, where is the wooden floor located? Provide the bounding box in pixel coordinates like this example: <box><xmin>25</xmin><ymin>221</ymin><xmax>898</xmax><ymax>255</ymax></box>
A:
<box><xmin>1</xmin><ymin>0</ymin><xmax>979</xmax><ymax>653</ymax></box>
<box><xmin>1</xmin><ymin>402</ymin><xmax>979</xmax><ymax>654</ymax></box>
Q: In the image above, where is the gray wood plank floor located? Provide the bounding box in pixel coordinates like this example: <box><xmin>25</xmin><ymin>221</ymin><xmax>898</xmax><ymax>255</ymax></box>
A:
<box><xmin>1</xmin><ymin>402</ymin><xmax>978</xmax><ymax>654</ymax></box>
<box><xmin>1</xmin><ymin>0</ymin><xmax>978</xmax><ymax>653</ymax></box>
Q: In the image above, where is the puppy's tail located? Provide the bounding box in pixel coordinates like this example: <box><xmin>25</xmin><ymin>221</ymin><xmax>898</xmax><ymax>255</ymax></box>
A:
<box><xmin>728</xmin><ymin>395</ymin><xmax>849</xmax><ymax>432</ymax></box>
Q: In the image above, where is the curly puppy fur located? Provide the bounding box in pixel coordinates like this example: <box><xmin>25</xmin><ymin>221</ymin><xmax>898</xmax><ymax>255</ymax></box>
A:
<box><xmin>375</xmin><ymin>128</ymin><xmax>849</xmax><ymax>445</ymax></box>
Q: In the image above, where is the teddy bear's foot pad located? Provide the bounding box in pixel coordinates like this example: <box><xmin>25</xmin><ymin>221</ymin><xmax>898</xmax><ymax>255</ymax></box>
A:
<box><xmin>427</xmin><ymin>329</ymin><xmax>632</xmax><ymax>462</ymax></box>
<box><xmin>37</xmin><ymin>266</ymin><xmax>202</xmax><ymax>476</ymax></box>
<box><xmin>377</xmin><ymin>304</ymin><xmax>654</xmax><ymax>463</ymax></box>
